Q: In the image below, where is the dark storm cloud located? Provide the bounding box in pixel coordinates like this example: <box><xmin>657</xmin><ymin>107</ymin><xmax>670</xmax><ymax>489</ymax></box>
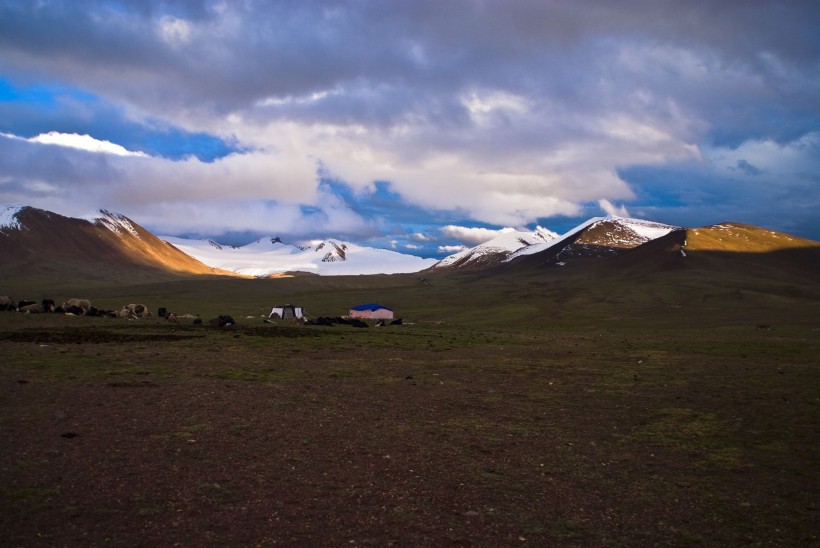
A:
<box><xmin>4</xmin><ymin>1</ymin><xmax>816</xmax><ymax>123</ymax></box>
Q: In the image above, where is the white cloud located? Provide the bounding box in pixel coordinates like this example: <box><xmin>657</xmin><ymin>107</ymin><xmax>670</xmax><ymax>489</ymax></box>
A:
<box><xmin>157</xmin><ymin>16</ymin><xmax>192</xmax><ymax>46</ymax></box>
<box><xmin>0</xmin><ymin>131</ymin><xmax>378</xmax><ymax>238</ymax></box>
<box><xmin>440</xmin><ymin>225</ymin><xmax>517</xmax><ymax>245</ymax></box>
<box><xmin>437</xmin><ymin>245</ymin><xmax>467</xmax><ymax>254</ymax></box>
<box><xmin>28</xmin><ymin>131</ymin><xmax>148</xmax><ymax>157</ymax></box>
<box><xmin>598</xmin><ymin>199</ymin><xmax>631</xmax><ymax>217</ymax></box>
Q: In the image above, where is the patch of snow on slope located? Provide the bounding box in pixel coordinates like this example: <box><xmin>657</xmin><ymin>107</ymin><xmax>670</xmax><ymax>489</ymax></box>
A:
<box><xmin>0</xmin><ymin>204</ymin><xmax>24</xmax><ymax>231</ymax></box>
<box><xmin>616</xmin><ymin>217</ymin><xmax>679</xmax><ymax>240</ymax></box>
<box><xmin>162</xmin><ymin>236</ymin><xmax>436</xmax><ymax>276</ymax></box>
<box><xmin>95</xmin><ymin>209</ymin><xmax>141</xmax><ymax>238</ymax></box>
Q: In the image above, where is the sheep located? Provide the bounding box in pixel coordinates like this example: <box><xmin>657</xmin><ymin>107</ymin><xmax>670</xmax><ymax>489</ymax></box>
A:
<box><xmin>19</xmin><ymin>303</ymin><xmax>44</xmax><ymax>313</ymax></box>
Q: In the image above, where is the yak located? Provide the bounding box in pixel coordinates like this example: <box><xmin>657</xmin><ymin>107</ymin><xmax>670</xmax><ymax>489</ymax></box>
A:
<box><xmin>0</xmin><ymin>296</ymin><xmax>16</xmax><ymax>311</ymax></box>
<box><xmin>62</xmin><ymin>298</ymin><xmax>91</xmax><ymax>315</ymax></box>
<box><xmin>208</xmin><ymin>315</ymin><xmax>235</xmax><ymax>327</ymax></box>
<box><xmin>18</xmin><ymin>303</ymin><xmax>44</xmax><ymax>313</ymax></box>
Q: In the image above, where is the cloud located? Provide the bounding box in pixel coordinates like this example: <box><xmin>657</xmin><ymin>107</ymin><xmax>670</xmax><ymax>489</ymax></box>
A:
<box><xmin>598</xmin><ymin>199</ymin><xmax>631</xmax><ymax>218</ymax></box>
<box><xmin>735</xmin><ymin>159</ymin><xmax>763</xmax><ymax>176</ymax></box>
<box><xmin>408</xmin><ymin>232</ymin><xmax>433</xmax><ymax>242</ymax></box>
<box><xmin>0</xmin><ymin>1</ymin><xmax>818</xmax><ymax>240</ymax></box>
<box><xmin>157</xmin><ymin>16</ymin><xmax>192</xmax><ymax>46</ymax></box>
<box><xmin>28</xmin><ymin>131</ymin><xmax>148</xmax><ymax>157</ymax></box>
<box><xmin>440</xmin><ymin>225</ymin><xmax>518</xmax><ymax>245</ymax></box>
<box><xmin>438</xmin><ymin>245</ymin><xmax>467</xmax><ymax>254</ymax></box>
<box><xmin>0</xmin><ymin>130</ymin><xmax>379</xmax><ymax>239</ymax></box>
<box><xmin>620</xmin><ymin>131</ymin><xmax>820</xmax><ymax>234</ymax></box>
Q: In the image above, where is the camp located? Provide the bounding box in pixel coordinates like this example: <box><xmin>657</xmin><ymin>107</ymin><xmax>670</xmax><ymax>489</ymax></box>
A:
<box><xmin>349</xmin><ymin>303</ymin><xmax>394</xmax><ymax>320</ymax></box>
<box><xmin>268</xmin><ymin>304</ymin><xmax>304</xmax><ymax>319</ymax></box>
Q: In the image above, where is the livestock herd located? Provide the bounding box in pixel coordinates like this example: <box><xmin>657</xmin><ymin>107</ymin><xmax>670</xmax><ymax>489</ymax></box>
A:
<box><xmin>1</xmin><ymin>296</ymin><xmax>401</xmax><ymax>328</ymax></box>
<box><xmin>0</xmin><ymin>296</ymin><xmax>154</xmax><ymax>320</ymax></box>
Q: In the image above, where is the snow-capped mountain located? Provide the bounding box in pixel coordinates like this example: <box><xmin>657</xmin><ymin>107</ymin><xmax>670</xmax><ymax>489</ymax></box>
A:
<box><xmin>509</xmin><ymin>216</ymin><xmax>681</xmax><ymax>263</ymax></box>
<box><xmin>431</xmin><ymin>227</ymin><xmax>559</xmax><ymax>269</ymax></box>
<box><xmin>161</xmin><ymin>235</ymin><xmax>437</xmax><ymax>277</ymax></box>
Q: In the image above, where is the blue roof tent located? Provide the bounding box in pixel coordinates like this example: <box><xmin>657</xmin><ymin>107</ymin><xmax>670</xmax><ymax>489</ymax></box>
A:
<box><xmin>349</xmin><ymin>303</ymin><xmax>394</xmax><ymax>319</ymax></box>
<box><xmin>350</xmin><ymin>303</ymin><xmax>393</xmax><ymax>312</ymax></box>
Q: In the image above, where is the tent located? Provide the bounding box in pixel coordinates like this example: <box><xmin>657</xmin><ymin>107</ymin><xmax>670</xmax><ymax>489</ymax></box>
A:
<box><xmin>349</xmin><ymin>303</ymin><xmax>394</xmax><ymax>320</ymax></box>
<box><xmin>268</xmin><ymin>305</ymin><xmax>304</xmax><ymax>319</ymax></box>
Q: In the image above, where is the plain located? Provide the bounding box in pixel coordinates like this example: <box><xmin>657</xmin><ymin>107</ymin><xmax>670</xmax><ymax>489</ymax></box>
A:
<box><xmin>1</xmin><ymin>261</ymin><xmax>818</xmax><ymax>545</ymax></box>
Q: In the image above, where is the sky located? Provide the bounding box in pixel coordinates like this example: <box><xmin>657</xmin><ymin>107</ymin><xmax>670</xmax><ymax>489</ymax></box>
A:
<box><xmin>1</xmin><ymin>1</ymin><xmax>819</xmax><ymax>258</ymax></box>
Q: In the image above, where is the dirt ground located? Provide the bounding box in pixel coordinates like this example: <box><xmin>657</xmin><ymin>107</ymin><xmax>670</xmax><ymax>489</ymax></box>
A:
<box><xmin>1</xmin><ymin>315</ymin><xmax>818</xmax><ymax>546</ymax></box>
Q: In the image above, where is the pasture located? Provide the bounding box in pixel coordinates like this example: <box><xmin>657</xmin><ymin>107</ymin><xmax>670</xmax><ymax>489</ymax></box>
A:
<box><xmin>1</xmin><ymin>270</ymin><xmax>818</xmax><ymax>545</ymax></box>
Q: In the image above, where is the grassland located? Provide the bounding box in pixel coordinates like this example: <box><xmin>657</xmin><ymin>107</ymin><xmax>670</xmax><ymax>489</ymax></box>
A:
<box><xmin>1</xmin><ymin>265</ymin><xmax>818</xmax><ymax>545</ymax></box>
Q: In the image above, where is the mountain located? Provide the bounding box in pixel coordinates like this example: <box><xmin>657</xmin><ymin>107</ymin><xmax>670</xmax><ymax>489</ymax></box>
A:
<box><xmin>431</xmin><ymin>227</ymin><xmax>559</xmax><ymax>270</ymax></box>
<box><xmin>510</xmin><ymin>219</ymin><xmax>820</xmax><ymax>284</ymax></box>
<box><xmin>0</xmin><ymin>205</ymin><xmax>237</xmax><ymax>281</ymax></box>
<box><xmin>433</xmin><ymin>217</ymin><xmax>679</xmax><ymax>270</ymax></box>
<box><xmin>3</xmin><ymin>204</ymin><xmax>817</xmax><ymax>286</ymax></box>
<box><xmin>160</xmin><ymin>235</ymin><xmax>438</xmax><ymax>277</ymax></box>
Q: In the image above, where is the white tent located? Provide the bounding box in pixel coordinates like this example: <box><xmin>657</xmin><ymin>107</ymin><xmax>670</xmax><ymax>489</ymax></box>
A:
<box><xmin>268</xmin><ymin>305</ymin><xmax>304</xmax><ymax>319</ymax></box>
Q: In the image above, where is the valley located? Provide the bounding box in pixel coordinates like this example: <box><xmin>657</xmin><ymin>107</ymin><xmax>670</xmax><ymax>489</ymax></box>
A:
<box><xmin>1</xmin><ymin>257</ymin><xmax>819</xmax><ymax>545</ymax></box>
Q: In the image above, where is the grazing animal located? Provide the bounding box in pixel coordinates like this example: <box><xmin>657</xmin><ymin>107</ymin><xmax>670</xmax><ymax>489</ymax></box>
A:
<box><xmin>19</xmin><ymin>303</ymin><xmax>44</xmax><ymax>313</ymax></box>
<box><xmin>62</xmin><ymin>299</ymin><xmax>91</xmax><ymax>315</ymax></box>
<box><xmin>16</xmin><ymin>300</ymin><xmax>36</xmax><ymax>310</ymax></box>
<box><xmin>0</xmin><ymin>296</ymin><xmax>16</xmax><ymax>311</ymax></box>
<box><xmin>350</xmin><ymin>319</ymin><xmax>369</xmax><ymax>328</ymax></box>
<box><xmin>166</xmin><ymin>312</ymin><xmax>179</xmax><ymax>322</ymax></box>
<box><xmin>120</xmin><ymin>303</ymin><xmax>150</xmax><ymax>318</ymax></box>
<box><xmin>390</xmin><ymin>318</ymin><xmax>403</xmax><ymax>325</ymax></box>
<box><xmin>209</xmin><ymin>315</ymin><xmax>235</xmax><ymax>327</ymax></box>
<box><xmin>41</xmin><ymin>299</ymin><xmax>55</xmax><ymax>312</ymax></box>
<box><xmin>755</xmin><ymin>324</ymin><xmax>773</xmax><ymax>331</ymax></box>
<box><xmin>312</xmin><ymin>317</ymin><xmax>335</xmax><ymax>326</ymax></box>
<box><xmin>157</xmin><ymin>307</ymin><xmax>168</xmax><ymax>318</ymax></box>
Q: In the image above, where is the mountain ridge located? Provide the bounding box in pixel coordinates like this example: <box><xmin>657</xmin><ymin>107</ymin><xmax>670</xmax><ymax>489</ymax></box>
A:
<box><xmin>2</xmin><ymin>204</ymin><xmax>818</xmax><ymax>283</ymax></box>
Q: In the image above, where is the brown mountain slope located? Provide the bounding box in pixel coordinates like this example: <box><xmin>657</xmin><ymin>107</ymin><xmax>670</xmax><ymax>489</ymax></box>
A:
<box><xmin>590</xmin><ymin>223</ymin><xmax>820</xmax><ymax>287</ymax></box>
<box><xmin>684</xmin><ymin>222</ymin><xmax>820</xmax><ymax>253</ymax></box>
<box><xmin>498</xmin><ymin>221</ymin><xmax>820</xmax><ymax>306</ymax></box>
<box><xmin>0</xmin><ymin>207</ymin><xmax>240</xmax><ymax>282</ymax></box>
